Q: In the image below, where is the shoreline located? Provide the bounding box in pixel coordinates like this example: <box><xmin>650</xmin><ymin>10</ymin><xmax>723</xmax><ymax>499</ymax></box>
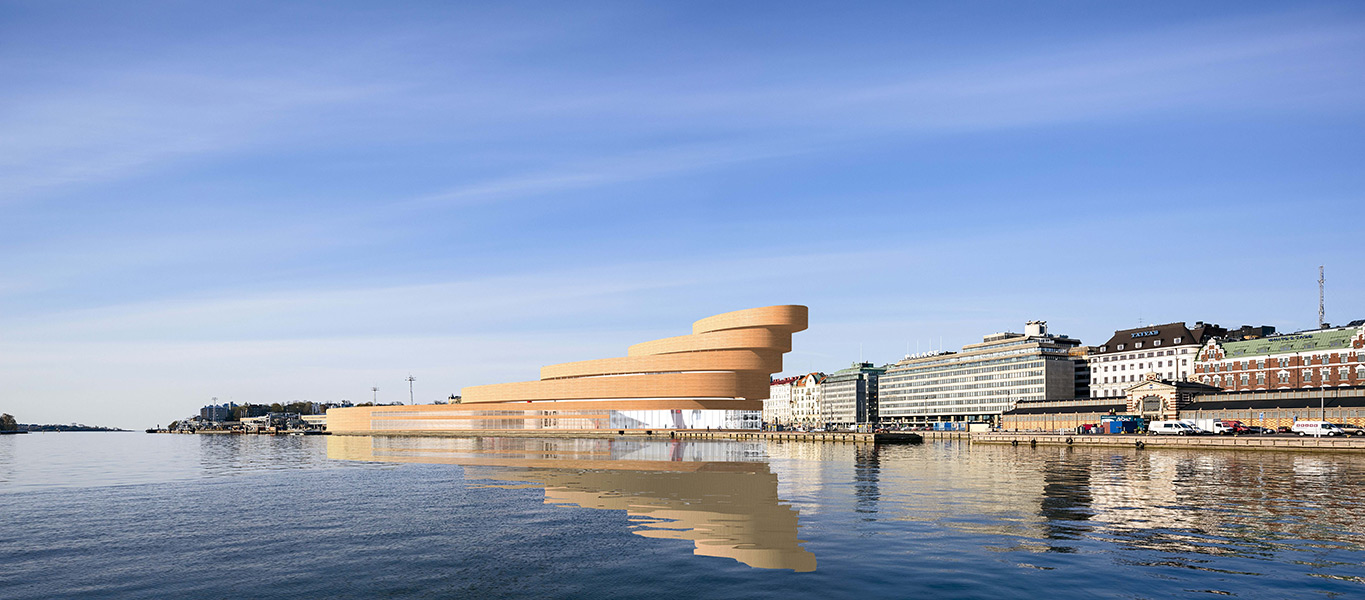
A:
<box><xmin>329</xmin><ymin>429</ymin><xmax>923</xmax><ymax>444</ymax></box>
<box><xmin>973</xmin><ymin>431</ymin><xmax>1365</xmax><ymax>452</ymax></box>
<box><xmin>326</xmin><ymin>428</ymin><xmax>1365</xmax><ymax>452</ymax></box>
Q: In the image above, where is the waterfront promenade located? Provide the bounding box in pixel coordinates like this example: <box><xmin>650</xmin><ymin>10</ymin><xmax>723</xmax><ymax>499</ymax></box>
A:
<box><xmin>974</xmin><ymin>431</ymin><xmax>1365</xmax><ymax>451</ymax></box>
<box><xmin>323</xmin><ymin>428</ymin><xmax>1365</xmax><ymax>451</ymax></box>
<box><xmin>328</xmin><ymin>428</ymin><xmax>923</xmax><ymax>444</ymax></box>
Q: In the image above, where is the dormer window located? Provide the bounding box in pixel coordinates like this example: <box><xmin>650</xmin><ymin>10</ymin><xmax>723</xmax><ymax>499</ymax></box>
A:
<box><xmin>1174</xmin><ymin>337</ymin><xmax>1182</xmax><ymax>344</ymax></box>
<box><xmin>1154</xmin><ymin>340</ymin><xmax>1161</xmax><ymax>346</ymax></box>
<box><xmin>1135</xmin><ymin>342</ymin><xmax>1143</xmax><ymax>348</ymax></box>
<box><xmin>1118</xmin><ymin>344</ymin><xmax>1125</xmax><ymax>350</ymax></box>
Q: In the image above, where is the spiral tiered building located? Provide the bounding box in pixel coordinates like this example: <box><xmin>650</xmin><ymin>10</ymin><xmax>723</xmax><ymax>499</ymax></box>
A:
<box><xmin>327</xmin><ymin>305</ymin><xmax>808</xmax><ymax>434</ymax></box>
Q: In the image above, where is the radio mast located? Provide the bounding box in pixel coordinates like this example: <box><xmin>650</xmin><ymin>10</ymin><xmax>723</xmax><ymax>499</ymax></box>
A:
<box><xmin>1318</xmin><ymin>265</ymin><xmax>1326</xmax><ymax>329</ymax></box>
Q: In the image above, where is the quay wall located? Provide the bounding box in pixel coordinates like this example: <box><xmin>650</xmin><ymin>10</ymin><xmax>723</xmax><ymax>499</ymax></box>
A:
<box><xmin>330</xmin><ymin>429</ymin><xmax>922</xmax><ymax>444</ymax></box>
<box><xmin>323</xmin><ymin>428</ymin><xmax>1365</xmax><ymax>452</ymax></box>
<box><xmin>974</xmin><ymin>432</ymin><xmax>1365</xmax><ymax>452</ymax></box>
<box><xmin>918</xmin><ymin>431</ymin><xmax>970</xmax><ymax>441</ymax></box>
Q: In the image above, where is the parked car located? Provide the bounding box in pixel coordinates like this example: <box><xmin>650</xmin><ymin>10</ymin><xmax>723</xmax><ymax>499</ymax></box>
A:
<box><xmin>1290</xmin><ymin>421</ymin><xmax>1344</xmax><ymax>437</ymax></box>
<box><xmin>1331</xmin><ymin>423</ymin><xmax>1364</xmax><ymax>436</ymax></box>
<box><xmin>1277</xmin><ymin>426</ymin><xmax>1293</xmax><ymax>434</ymax></box>
<box><xmin>1243</xmin><ymin>426</ymin><xmax>1275</xmax><ymax>435</ymax></box>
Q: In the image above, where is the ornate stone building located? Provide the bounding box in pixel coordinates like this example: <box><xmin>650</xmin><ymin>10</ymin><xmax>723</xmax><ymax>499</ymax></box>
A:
<box><xmin>1193</xmin><ymin>322</ymin><xmax>1365</xmax><ymax>393</ymax></box>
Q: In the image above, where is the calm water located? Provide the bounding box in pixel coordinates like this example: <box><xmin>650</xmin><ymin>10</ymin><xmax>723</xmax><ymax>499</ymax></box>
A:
<box><xmin>2</xmin><ymin>433</ymin><xmax>1363</xmax><ymax>599</ymax></box>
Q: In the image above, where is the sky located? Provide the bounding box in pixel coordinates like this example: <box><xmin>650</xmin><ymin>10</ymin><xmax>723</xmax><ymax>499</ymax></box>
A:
<box><xmin>2</xmin><ymin>1</ymin><xmax>1363</xmax><ymax>429</ymax></box>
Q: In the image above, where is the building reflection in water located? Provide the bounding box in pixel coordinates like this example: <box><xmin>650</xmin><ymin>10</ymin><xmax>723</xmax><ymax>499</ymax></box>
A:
<box><xmin>853</xmin><ymin>444</ymin><xmax>881</xmax><ymax>517</ymax></box>
<box><xmin>327</xmin><ymin>436</ymin><xmax>817</xmax><ymax>572</ymax></box>
<box><xmin>1038</xmin><ymin>451</ymin><xmax>1095</xmax><ymax>546</ymax></box>
<box><xmin>1025</xmin><ymin>446</ymin><xmax>1365</xmax><ymax>560</ymax></box>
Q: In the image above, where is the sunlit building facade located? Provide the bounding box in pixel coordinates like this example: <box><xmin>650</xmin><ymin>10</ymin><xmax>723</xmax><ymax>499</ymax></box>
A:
<box><xmin>821</xmin><ymin>362</ymin><xmax>885</xmax><ymax>428</ymax></box>
<box><xmin>328</xmin><ymin>305</ymin><xmax>808</xmax><ymax>433</ymax></box>
<box><xmin>879</xmin><ymin>321</ymin><xmax>1082</xmax><ymax>426</ymax></box>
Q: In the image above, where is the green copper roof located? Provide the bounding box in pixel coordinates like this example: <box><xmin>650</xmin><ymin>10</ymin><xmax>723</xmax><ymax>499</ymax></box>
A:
<box><xmin>829</xmin><ymin>362</ymin><xmax>887</xmax><ymax>376</ymax></box>
<box><xmin>1216</xmin><ymin>326</ymin><xmax>1359</xmax><ymax>359</ymax></box>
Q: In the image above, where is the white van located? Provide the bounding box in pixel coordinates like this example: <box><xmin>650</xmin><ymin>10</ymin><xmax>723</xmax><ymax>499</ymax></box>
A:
<box><xmin>1149</xmin><ymin>420</ymin><xmax>1199</xmax><ymax>435</ymax></box>
<box><xmin>1290</xmin><ymin>421</ymin><xmax>1344</xmax><ymax>437</ymax></box>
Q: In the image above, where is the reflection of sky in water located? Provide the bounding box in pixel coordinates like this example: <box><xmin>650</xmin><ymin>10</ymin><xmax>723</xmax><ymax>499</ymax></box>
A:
<box><xmin>3</xmin><ymin>433</ymin><xmax>1363</xmax><ymax>596</ymax></box>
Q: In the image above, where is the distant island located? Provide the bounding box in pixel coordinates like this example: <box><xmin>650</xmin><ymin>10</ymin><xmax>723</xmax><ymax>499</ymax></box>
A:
<box><xmin>20</xmin><ymin>423</ymin><xmax>128</xmax><ymax>432</ymax></box>
<box><xmin>1</xmin><ymin>413</ymin><xmax>125</xmax><ymax>433</ymax></box>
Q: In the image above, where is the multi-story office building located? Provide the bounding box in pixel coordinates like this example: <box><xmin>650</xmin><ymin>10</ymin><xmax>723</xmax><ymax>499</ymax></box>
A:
<box><xmin>1088</xmin><ymin>322</ymin><xmax>1239</xmax><ymax>399</ymax></box>
<box><xmin>790</xmin><ymin>373</ymin><xmax>826</xmax><ymax>429</ymax></box>
<box><xmin>879</xmin><ymin>321</ymin><xmax>1082</xmax><ymax>426</ymax></box>
<box><xmin>1070</xmin><ymin>346</ymin><xmax>1092</xmax><ymax>399</ymax></box>
<box><xmin>1193</xmin><ymin>321</ymin><xmax>1365</xmax><ymax>392</ymax></box>
<box><xmin>764</xmin><ymin>375</ymin><xmax>800</xmax><ymax>427</ymax></box>
<box><xmin>821</xmin><ymin>362</ymin><xmax>886</xmax><ymax>429</ymax></box>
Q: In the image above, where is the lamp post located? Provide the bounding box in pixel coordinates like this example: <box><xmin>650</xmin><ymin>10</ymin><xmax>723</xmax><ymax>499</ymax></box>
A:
<box><xmin>406</xmin><ymin>374</ymin><xmax>416</xmax><ymax>405</ymax></box>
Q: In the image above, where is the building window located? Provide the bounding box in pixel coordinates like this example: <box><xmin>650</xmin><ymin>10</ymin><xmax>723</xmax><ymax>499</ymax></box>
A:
<box><xmin>1257</xmin><ymin>372</ymin><xmax>1266</xmax><ymax>385</ymax></box>
<box><xmin>1279</xmin><ymin>372</ymin><xmax>1289</xmax><ymax>384</ymax></box>
<box><xmin>1174</xmin><ymin>337</ymin><xmax>1182</xmax><ymax>344</ymax></box>
<box><xmin>1240</xmin><ymin>374</ymin><xmax>1249</xmax><ymax>386</ymax></box>
<box><xmin>1154</xmin><ymin>340</ymin><xmax>1162</xmax><ymax>346</ymax></box>
<box><xmin>1118</xmin><ymin>344</ymin><xmax>1125</xmax><ymax>350</ymax></box>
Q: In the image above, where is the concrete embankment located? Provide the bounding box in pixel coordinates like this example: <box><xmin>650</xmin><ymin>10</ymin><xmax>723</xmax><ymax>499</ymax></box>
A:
<box><xmin>674</xmin><ymin>431</ymin><xmax>922</xmax><ymax>444</ymax></box>
<box><xmin>331</xmin><ymin>429</ymin><xmax>923</xmax><ymax>444</ymax></box>
<box><xmin>918</xmin><ymin>431</ymin><xmax>970</xmax><ymax>441</ymax></box>
<box><xmin>974</xmin><ymin>432</ymin><xmax>1365</xmax><ymax>452</ymax></box>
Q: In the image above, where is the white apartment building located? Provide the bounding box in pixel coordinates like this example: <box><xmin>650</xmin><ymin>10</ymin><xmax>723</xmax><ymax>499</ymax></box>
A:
<box><xmin>764</xmin><ymin>376</ymin><xmax>798</xmax><ymax>427</ymax></box>
<box><xmin>790</xmin><ymin>373</ymin><xmax>826</xmax><ymax>428</ymax></box>
<box><xmin>1089</xmin><ymin>322</ymin><xmax>1234</xmax><ymax>399</ymax></box>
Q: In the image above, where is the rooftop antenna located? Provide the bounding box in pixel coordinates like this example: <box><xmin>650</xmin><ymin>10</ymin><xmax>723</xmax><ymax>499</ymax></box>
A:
<box><xmin>1319</xmin><ymin>265</ymin><xmax>1326</xmax><ymax>328</ymax></box>
<box><xmin>405</xmin><ymin>374</ymin><xmax>416</xmax><ymax>405</ymax></box>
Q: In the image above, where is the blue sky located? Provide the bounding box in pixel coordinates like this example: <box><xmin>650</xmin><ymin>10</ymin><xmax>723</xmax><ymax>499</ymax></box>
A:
<box><xmin>3</xmin><ymin>1</ymin><xmax>1363</xmax><ymax>428</ymax></box>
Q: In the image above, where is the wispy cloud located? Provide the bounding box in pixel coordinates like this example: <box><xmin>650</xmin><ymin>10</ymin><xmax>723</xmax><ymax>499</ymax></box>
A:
<box><xmin>7</xmin><ymin>9</ymin><xmax>1360</xmax><ymax>207</ymax></box>
<box><xmin>2</xmin><ymin>249</ymin><xmax>882</xmax><ymax>342</ymax></box>
<box><xmin>0</xmin><ymin>72</ymin><xmax>394</xmax><ymax>201</ymax></box>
